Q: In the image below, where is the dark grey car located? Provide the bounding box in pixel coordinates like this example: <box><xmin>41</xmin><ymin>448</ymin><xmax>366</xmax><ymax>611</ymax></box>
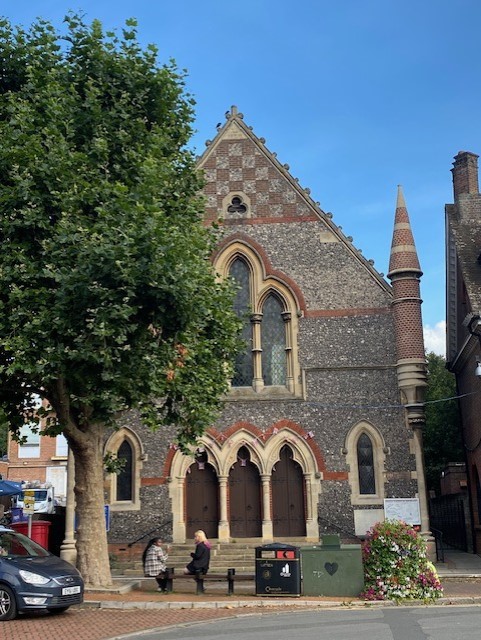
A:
<box><xmin>0</xmin><ymin>525</ymin><xmax>84</xmax><ymax>620</ymax></box>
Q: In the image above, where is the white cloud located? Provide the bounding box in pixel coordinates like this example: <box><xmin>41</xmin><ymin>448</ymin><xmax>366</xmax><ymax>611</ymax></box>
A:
<box><xmin>423</xmin><ymin>321</ymin><xmax>446</xmax><ymax>357</ymax></box>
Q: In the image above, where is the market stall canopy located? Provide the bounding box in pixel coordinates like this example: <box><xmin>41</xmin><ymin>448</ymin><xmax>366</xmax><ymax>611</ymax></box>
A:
<box><xmin>0</xmin><ymin>480</ymin><xmax>22</xmax><ymax>496</ymax></box>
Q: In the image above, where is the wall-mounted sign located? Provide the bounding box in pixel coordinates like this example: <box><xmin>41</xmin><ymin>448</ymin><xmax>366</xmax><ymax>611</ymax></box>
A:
<box><xmin>384</xmin><ymin>498</ymin><xmax>421</xmax><ymax>525</ymax></box>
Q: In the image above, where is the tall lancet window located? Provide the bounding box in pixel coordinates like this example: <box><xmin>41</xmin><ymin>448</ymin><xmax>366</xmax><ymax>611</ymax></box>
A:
<box><xmin>217</xmin><ymin>242</ymin><xmax>300</xmax><ymax>396</ymax></box>
<box><xmin>357</xmin><ymin>433</ymin><xmax>376</xmax><ymax>495</ymax></box>
<box><xmin>116</xmin><ymin>440</ymin><xmax>133</xmax><ymax>501</ymax></box>
<box><xmin>230</xmin><ymin>258</ymin><xmax>253</xmax><ymax>386</ymax></box>
<box><xmin>261</xmin><ymin>294</ymin><xmax>286</xmax><ymax>385</ymax></box>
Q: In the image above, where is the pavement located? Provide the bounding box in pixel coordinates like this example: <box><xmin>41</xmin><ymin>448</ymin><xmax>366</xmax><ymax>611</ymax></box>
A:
<box><xmin>3</xmin><ymin>548</ymin><xmax>481</xmax><ymax>640</ymax></box>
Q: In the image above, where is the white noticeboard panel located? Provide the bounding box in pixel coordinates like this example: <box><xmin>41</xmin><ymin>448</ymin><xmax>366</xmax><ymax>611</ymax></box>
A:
<box><xmin>384</xmin><ymin>498</ymin><xmax>421</xmax><ymax>525</ymax></box>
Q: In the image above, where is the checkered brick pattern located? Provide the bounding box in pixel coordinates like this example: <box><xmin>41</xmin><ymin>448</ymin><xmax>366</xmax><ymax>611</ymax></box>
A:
<box><xmin>202</xmin><ymin>137</ymin><xmax>312</xmax><ymax>222</ymax></box>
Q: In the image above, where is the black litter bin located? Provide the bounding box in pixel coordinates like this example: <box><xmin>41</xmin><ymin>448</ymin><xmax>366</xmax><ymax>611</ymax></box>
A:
<box><xmin>255</xmin><ymin>543</ymin><xmax>301</xmax><ymax>596</ymax></box>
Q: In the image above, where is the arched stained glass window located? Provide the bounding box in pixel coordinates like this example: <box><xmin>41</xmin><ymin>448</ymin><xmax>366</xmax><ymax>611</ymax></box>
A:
<box><xmin>261</xmin><ymin>294</ymin><xmax>286</xmax><ymax>385</ymax></box>
<box><xmin>117</xmin><ymin>440</ymin><xmax>133</xmax><ymax>501</ymax></box>
<box><xmin>357</xmin><ymin>433</ymin><xmax>375</xmax><ymax>495</ymax></box>
<box><xmin>230</xmin><ymin>258</ymin><xmax>253</xmax><ymax>386</ymax></box>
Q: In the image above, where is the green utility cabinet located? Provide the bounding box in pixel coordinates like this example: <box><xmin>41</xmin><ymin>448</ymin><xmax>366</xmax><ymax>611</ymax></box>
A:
<box><xmin>301</xmin><ymin>535</ymin><xmax>364</xmax><ymax>597</ymax></box>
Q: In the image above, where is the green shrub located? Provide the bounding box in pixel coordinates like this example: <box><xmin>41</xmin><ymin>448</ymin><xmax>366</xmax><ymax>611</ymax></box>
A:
<box><xmin>361</xmin><ymin>520</ymin><xmax>443</xmax><ymax>601</ymax></box>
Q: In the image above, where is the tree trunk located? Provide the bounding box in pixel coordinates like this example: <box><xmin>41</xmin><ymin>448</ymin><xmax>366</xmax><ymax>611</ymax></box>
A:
<box><xmin>68</xmin><ymin>422</ymin><xmax>112</xmax><ymax>587</ymax></box>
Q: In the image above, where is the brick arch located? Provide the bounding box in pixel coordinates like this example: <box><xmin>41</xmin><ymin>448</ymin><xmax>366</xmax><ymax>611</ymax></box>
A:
<box><xmin>167</xmin><ymin>421</ymin><xmax>327</xmax><ymax>542</ymax></box>
<box><xmin>212</xmin><ymin>233</ymin><xmax>307</xmax><ymax>314</ymax></box>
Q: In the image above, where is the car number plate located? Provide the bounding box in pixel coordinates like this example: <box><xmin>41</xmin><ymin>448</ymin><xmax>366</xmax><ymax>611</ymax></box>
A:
<box><xmin>62</xmin><ymin>585</ymin><xmax>81</xmax><ymax>595</ymax></box>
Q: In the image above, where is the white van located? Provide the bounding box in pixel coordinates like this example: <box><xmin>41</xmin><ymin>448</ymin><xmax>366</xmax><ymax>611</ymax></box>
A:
<box><xmin>14</xmin><ymin>485</ymin><xmax>55</xmax><ymax>514</ymax></box>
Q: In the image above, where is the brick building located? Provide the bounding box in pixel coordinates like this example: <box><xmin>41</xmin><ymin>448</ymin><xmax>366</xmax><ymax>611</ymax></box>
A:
<box><xmin>446</xmin><ymin>150</ymin><xmax>481</xmax><ymax>553</ymax></box>
<box><xmin>4</xmin><ymin>403</ymin><xmax>68</xmax><ymax>503</ymax></box>
<box><xmin>7</xmin><ymin>107</ymin><xmax>431</xmax><ymax>546</ymax></box>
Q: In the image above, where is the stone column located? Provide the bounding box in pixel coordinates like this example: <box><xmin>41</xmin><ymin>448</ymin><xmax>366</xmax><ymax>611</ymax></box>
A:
<box><xmin>282</xmin><ymin>311</ymin><xmax>294</xmax><ymax>391</ymax></box>
<box><xmin>172</xmin><ymin>477</ymin><xmax>186</xmax><ymax>543</ymax></box>
<box><xmin>218</xmin><ymin>476</ymin><xmax>230</xmax><ymax>541</ymax></box>
<box><xmin>261</xmin><ymin>474</ymin><xmax>273</xmax><ymax>541</ymax></box>
<box><xmin>60</xmin><ymin>448</ymin><xmax>77</xmax><ymax>565</ymax></box>
<box><xmin>251</xmin><ymin>313</ymin><xmax>264</xmax><ymax>392</ymax></box>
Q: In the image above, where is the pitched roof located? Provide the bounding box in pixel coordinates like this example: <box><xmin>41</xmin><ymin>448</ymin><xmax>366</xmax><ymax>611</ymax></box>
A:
<box><xmin>197</xmin><ymin>105</ymin><xmax>390</xmax><ymax>292</ymax></box>
<box><xmin>446</xmin><ymin>197</ymin><xmax>481</xmax><ymax>313</ymax></box>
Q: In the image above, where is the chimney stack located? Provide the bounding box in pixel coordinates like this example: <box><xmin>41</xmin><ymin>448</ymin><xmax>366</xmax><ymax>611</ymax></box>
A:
<box><xmin>452</xmin><ymin>151</ymin><xmax>479</xmax><ymax>198</ymax></box>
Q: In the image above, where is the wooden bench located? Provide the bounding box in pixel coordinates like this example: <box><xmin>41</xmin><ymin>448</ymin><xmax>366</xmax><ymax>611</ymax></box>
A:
<box><xmin>164</xmin><ymin>567</ymin><xmax>254</xmax><ymax>595</ymax></box>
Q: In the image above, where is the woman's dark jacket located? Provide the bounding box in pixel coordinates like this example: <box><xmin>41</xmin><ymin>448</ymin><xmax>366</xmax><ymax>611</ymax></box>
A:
<box><xmin>186</xmin><ymin>541</ymin><xmax>211</xmax><ymax>574</ymax></box>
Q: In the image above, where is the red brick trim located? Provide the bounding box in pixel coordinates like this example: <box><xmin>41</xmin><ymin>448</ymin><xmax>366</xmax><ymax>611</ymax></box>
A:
<box><xmin>141</xmin><ymin>477</ymin><xmax>165</xmax><ymax>486</ymax></box>
<box><xmin>159</xmin><ymin>421</ymin><xmax>346</xmax><ymax>483</ymax></box>
<box><xmin>268</xmin><ymin>419</ymin><xmax>326</xmax><ymax>472</ymax></box>
<box><xmin>305</xmin><ymin>307</ymin><xmax>391</xmax><ymax>318</ymax></box>
<box><xmin>208</xmin><ymin>419</ymin><xmax>327</xmax><ymax>473</ymax></box>
<box><xmin>323</xmin><ymin>471</ymin><xmax>349</xmax><ymax>481</ymax></box>
<box><xmin>220</xmin><ymin>215</ymin><xmax>319</xmax><ymax>225</ymax></box>
<box><xmin>212</xmin><ymin>232</ymin><xmax>307</xmax><ymax>313</ymax></box>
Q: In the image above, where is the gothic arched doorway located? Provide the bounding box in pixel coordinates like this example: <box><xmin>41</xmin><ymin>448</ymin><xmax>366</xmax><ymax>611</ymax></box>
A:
<box><xmin>185</xmin><ymin>453</ymin><xmax>219</xmax><ymax>539</ymax></box>
<box><xmin>229</xmin><ymin>446</ymin><xmax>262</xmax><ymax>537</ymax></box>
<box><xmin>272</xmin><ymin>445</ymin><xmax>306</xmax><ymax>537</ymax></box>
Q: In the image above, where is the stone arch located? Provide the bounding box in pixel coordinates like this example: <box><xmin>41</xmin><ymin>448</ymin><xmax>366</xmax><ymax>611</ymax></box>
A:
<box><xmin>213</xmin><ymin>240</ymin><xmax>302</xmax><ymax>395</ymax></box>
<box><xmin>264</xmin><ymin>426</ymin><xmax>319</xmax><ymax>475</ymax></box>
<box><xmin>104</xmin><ymin>427</ymin><xmax>144</xmax><ymax>511</ymax></box>
<box><xmin>167</xmin><ymin>434</ymin><xmax>224</xmax><ymax>542</ymax></box>
<box><xmin>344</xmin><ymin>420</ymin><xmax>387</xmax><ymax>505</ymax></box>
<box><xmin>167</xmin><ymin>424</ymin><xmax>321</xmax><ymax>542</ymax></box>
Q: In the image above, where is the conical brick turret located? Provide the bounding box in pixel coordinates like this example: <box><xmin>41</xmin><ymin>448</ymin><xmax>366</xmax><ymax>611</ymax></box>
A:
<box><xmin>388</xmin><ymin>186</ymin><xmax>431</xmax><ymax>541</ymax></box>
<box><xmin>388</xmin><ymin>185</ymin><xmax>426</xmax><ymax>366</ymax></box>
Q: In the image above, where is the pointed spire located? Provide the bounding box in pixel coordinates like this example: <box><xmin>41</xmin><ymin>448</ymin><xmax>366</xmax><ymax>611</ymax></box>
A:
<box><xmin>387</xmin><ymin>185</ymin><xmax>422</xmax><ymax>278</ymax></box>
<box><xmin>396</xmin><ymin>183</ymin><xmax>406</xmax><ymax>209</ymax></box>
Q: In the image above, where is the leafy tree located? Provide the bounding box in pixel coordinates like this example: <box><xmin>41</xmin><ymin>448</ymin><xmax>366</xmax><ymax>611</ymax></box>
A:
<box><xmin>424</xmin><ymin>352</ymin><xmax>463</xmax><ymax>494</ymax></box>
<box><xmin>0</xmin><ymin>409</ymin><xmax>7</xmax><ymax>458</ymax></box>
<box><xmin>0</xmin><ymin>15</ymin><xmax>240</xmax><ymax>586</ymax></box>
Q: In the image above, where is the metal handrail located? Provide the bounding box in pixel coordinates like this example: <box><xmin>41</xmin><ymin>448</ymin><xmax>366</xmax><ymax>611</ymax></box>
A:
<box><xmin>127</xmin><ymin>519</ymin><xmax>172</xmax><ymax>548</ymax></box>
<box><xmin>317</xmin><ymin>516</ymin><xmax>363</xmax><ymax>542</ymax></box>
<box><xmin>431</xmin><ymin>527</ymin><xmax>445</xmax><ymax>563</ymax></box>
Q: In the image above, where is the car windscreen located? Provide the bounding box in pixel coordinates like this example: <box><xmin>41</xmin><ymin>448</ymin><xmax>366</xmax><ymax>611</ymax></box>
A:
<box><xmin>0</xmin><ymin>531</ymin><xmax>50</xmax><ymax>557</ymax></box>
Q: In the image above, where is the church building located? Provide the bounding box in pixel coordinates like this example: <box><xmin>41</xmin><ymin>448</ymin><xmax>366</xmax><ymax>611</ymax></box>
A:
<box><xmin>103</xmin><ymin>106</ymin><xmax>430</xmax><ymax>546</ymax></box>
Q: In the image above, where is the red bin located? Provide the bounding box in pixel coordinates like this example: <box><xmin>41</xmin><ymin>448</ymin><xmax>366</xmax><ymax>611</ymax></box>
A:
<box><xmin>11</xmin><ymin>521</ymin><xmax>51</xmax><ymax>549</ymax></box>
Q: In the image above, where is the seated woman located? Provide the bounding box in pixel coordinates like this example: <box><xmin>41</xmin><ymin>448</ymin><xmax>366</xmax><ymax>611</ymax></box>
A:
<box><xmin>184</xmin><ymin>530</ymin><xmax>211</xmax><ymax>579</ymax></box>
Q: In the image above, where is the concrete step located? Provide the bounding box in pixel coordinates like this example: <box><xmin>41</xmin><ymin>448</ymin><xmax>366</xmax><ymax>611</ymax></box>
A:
<box><xmin>121</xmin><ymin>563</ymin><xmax>256</xmax><ymax>576</ymax></box>
<box><xmin>122</xmin><ymin>558</ymin><xmax>256</xmax><ymax>567</ymax></box>
<box><xmin>113</xmin><ymin>540</ymin><xmax>311</xmax><ymax>575</ymax></box>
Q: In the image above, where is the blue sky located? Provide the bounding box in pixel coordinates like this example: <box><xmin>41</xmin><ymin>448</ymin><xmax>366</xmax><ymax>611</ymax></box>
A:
<box><xmin>4</xmin><ymin>1</ymin><xmax>481</xmax><ymax>355</ymax></box>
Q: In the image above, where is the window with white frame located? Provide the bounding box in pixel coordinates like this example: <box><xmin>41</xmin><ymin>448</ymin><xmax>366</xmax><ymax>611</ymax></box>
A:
<box><xmin>18</xmin><ymin>423</ymin><xmax>40</xmax><ymax>459</ymax></box>
<box><xmin>55</xmin><ymin>434</ymin><xmax>68</xmax><ymax>457</ymax></box>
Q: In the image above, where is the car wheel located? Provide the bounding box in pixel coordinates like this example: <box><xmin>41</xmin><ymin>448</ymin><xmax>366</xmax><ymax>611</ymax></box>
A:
<box><xmin>0</xmin><ymin>585</ymin><xmax>17</xmax><ymax>621</ymax></box>
<box><xmin>47</xmin><ymin>606</ymin><xmax>70</xmax><ymax>615</ymax></box>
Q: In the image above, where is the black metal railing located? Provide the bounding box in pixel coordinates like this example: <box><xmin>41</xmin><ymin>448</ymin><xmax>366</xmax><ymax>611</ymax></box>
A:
<box><xmin>431</xmin><ymin>527</ymin><xmax>445</xmax><ymax>563</ymax></box>
<box><xmin>430</xmin><ymin>495</ymin><xmax>468</xmax><ymax>551</ymax></box>
<box><xmin>317</xmin><ymin>516</ymin><xmax>363</xmax><ymax>543</ymax></box>
<box><xmin>127</xmin><ymin>519</ymin><xmax>172</xmax><ymax>548</ymax></box>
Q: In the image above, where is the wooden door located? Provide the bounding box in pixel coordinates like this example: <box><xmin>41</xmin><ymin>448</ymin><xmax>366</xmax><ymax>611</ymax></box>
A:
<box><xmin>186</xmin><ymin>462</ymin><xmax>219</xmax><ymax>539</ymax></box>
<box><xmin>229</xmin><ymin>447</ymin><xmax>262</xmax><ymax>538</ymax></box>
<box><xmin>272</xmin><ymin>445</ymin><xmax>306</xmax><ymax>537</ymax></box>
